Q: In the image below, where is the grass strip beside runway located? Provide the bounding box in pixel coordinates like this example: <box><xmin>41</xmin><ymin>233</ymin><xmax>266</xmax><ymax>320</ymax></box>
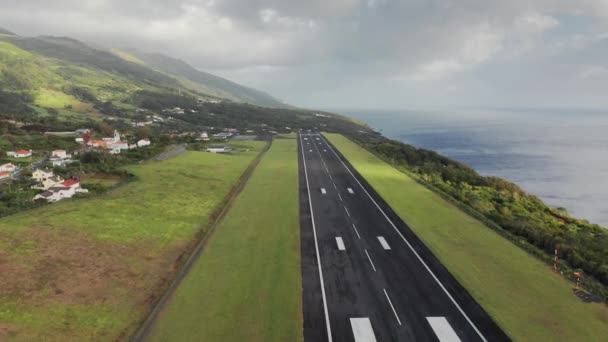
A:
<box><xmin>148</xmin><ymin>138</ymin><xmax>302</xmax><ymax>342</ymax></box>
<box><xmin>325</xmin><ymin>133</ymin><xmax>608</xmax><ymax>341</ymax></box>
<box><xmin>0</xmin><ymin>142</ymin><xmax>267</xmax><ymax>341</ymax></box>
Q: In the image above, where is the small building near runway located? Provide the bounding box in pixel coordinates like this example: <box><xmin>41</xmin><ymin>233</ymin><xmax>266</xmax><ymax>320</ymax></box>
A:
<box><xmin>206</xmin><ymin>145</ymin><xmax>232</xmax><ymax>153</ymax></box>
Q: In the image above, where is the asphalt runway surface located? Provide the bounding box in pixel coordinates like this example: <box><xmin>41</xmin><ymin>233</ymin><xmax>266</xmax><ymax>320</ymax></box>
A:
<box><xmin>298</xmin><ymin>132</ymin><xmax>510</xmax><ymax>342</ymax></box>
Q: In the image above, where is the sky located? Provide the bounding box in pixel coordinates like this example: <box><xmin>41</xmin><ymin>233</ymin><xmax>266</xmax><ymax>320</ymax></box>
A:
<box><xmin>1</xmin><ymin>0</ymin><xmax>608</xmax><ymax>110</ymax></box>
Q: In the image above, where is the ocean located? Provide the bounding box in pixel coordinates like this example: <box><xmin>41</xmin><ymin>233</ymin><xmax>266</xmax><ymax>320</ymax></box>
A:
<box><xmin>337</xmin><ymin>108</ymin><xmax>608</xmax><ymax>227</ymax></box>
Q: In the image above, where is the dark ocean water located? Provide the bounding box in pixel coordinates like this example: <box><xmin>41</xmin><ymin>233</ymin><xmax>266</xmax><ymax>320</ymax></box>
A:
<box><xmin>338</xmin><ymin>108</ymin><xmax>608</xmax><ymax>227</ymax></box>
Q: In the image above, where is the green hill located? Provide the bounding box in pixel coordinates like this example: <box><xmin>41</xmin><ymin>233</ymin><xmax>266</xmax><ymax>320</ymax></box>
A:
<box><xmin>0</xmin><ymin>26</ymin><xmax>15</xmax><ymax>35</ymax></box>
<box><xmin>0</xmin><ymin>29</ymin><xmax>289</xmax><ymax>117</ymax></box>
<box><xmin>121</xmin><ymin>50</ymin><xmax>289</xmax><ymax>108</ymax></box>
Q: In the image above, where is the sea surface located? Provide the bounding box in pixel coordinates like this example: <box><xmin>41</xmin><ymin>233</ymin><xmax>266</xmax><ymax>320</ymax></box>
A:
<box><xmin>337</xmin><ymin>108</ymin><xmax>608</xmax><ymax>227</ymax></box>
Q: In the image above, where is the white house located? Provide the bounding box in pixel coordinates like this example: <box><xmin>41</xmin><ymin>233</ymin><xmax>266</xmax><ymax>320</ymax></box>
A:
<box><xmin>51</xmin><ymin>149</ymin><xmax>70</xmax><ymax>159</ymax></box>
<box><xmin>0</xmin><ymin>163</ymin><xmax>16</xmax><ymax>173</ymax></box>
<box><xmin>33</xmin><ymin>186</ymin><xmax>74</xmax><ymax>202</ymax></box>
<box><xmin>7</xmin><ymin>150</ymin><xmax>32</xmax><ymax>158</ymax></box>
<box><xmin>137</xmin><ymin>139</ymin><xmax>151</xmax><ymax>147</ymax></box>
<box><xmin>206</xmin><ymin>146</ymin><xmax>232</xmax><ymax>153</ymax></box>
<box><xmin>32</xmin><ymin>169</ymin><xmax>54</xmax><ymax>182</ymax></box>
<box><xmin>32</xmin><ymin>175</ymin><xmax>64</xmax><ymax>190</ymax></box>
<box><xmin>75</xmin><ymin>137</ymin><xmax>84</xmax><ymax>143</ymax></box>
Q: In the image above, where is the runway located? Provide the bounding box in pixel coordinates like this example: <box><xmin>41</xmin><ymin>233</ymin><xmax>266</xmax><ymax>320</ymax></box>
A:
<box><xmin>298</xmin><ymin>132</ymin><xmax>510</xmax><ymax>342</ymax></box>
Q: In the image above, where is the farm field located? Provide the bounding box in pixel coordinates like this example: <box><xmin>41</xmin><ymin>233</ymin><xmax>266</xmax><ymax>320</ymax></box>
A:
<box><xmin>0</xmin><ymin>141</ymin><xmax>266</xmax><ymax>341</ymax></box>
<box><xmin>148</xmin><ymin>138</ymin><xmax>302</xmax><ymax>342</ymax></box>
<box><xmin>324</xmin><ymin>133</ymin><xmax>608</xmax><ymax>341</ymax></box>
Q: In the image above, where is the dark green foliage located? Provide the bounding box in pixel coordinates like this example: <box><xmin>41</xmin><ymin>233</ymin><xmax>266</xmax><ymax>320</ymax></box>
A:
<box><xmin>0</xmin><ymin>90</ymin><xmax>36</xmax><ymax>118</ymax></box>
<box><xmin>65</xmin><ymin>86</ymin><xmax>97</xmax><ymax>102</ymax></box>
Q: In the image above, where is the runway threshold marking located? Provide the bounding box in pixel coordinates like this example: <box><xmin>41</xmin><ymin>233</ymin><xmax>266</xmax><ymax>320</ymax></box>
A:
<box><xmin>377</xmin><ymin>236</ymin><xmax>391</xmax><ymax>250</ymax></box>
<box><xmin>336</xmin><ymin>237</ymin><xmax>346</xmax><ymax>251</ymax></box>
<box><xmin>352</xmin><ymin>224</ymin><xmax>361</xmax><ymax>239</ymax></box>
<box><xmin>319</xmin><ymin>134</ymin><xmax>488</xmax><ymax>342</ymax></box>
<box><xmin>426</xmin><ymin>317</ymin><xmax>461</xmax><ymax>342</ymax></box>
<box><xmin>364</xmin><ymin>249</ymin><xmax>377</xmax><ymax>272</ymax></box>
<box><xmin>321</xmin><ymin>188</ymin><xmax>327</xmax><ymax>194</ymax></box>
<box><xmin>350</xmin><ymin>318</ymin><xmax>377</xmax><ymax>342</ymax></box>
<box><xmin>344</xmin><ymin>206</ymin><xmax>351</xmax><ymax>217</ymax></box>
<box><xmin>347</xmin><ymin>187</ymin><xmax>354</xmax><ymax>194</ymax></box>
<box><xmin>383</xmin><ymin>289</ymin><xmax>402</xmax><ymax>326</ymax></box>
<box><xmin>299</xmin><ymin>134</ymin><xmax>333</xmax><ymax>341</ymax></box>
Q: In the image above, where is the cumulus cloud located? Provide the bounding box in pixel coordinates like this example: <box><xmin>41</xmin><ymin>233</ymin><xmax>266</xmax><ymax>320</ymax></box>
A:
<box><xmin>0</xmin><ymin>0</ymin><xmax>607</xmax><ymax>108</ymax></box>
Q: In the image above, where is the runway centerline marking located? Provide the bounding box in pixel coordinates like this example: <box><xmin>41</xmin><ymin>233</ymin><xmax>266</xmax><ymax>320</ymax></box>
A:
<box><xmin>427</xmin><ymin>317</ymin><xmax>461</xmax><ymax>342</ymax></box>
<box><xmin>338</xmin><ymin>193</ymin><xmax>343</xmax><ymax>201</ymax></box>
<box><xmin>319</xmin><ymin>134</ymin><xmax>487</xmax><ymax>342</ymax></box>
<box><xmin>298</xmin><ymin>134</ymin><xmax>332</xmax><ymax>341</ymax></box>
<box><xmin>336</xmin><ymin>237</ymin><xmax>346</xmax><ymax>251</ymax></box>
<box><xmin>347</xmin><ymin>187</ymin><xmax>354</xmax><ymax>194</ymax></box>
<box><xmin>320</xmin><ymin>188</ymin><xmax>327</xmax><ymax>194</ymax></box>
<box><xmin>377</xmin><ymin>236</ymin><xmax>391</xmax><ymax>250</ymax></box>
<box><xmin>352</xmin><ymin>224</ymin><xmax>361</xmax><ymax>239</ymax></box>
<box><xmin>383</xmin><ymin>289</ymin><xmax>402</xmax><ymax>326</ymax></box>
<box><xmin>350</xmin><ymin>318</ymin><xmax>377</xmax><ymax>342</ymax></box>
<box><xmin>364</xmin><ymin>249</ymin><xmax>377</xmax><ymax>272</ymax></box>
<box><xmin>343</xmin><ymin>206</ymin><xmax>351</xmax><ymax>217</ymax></box>
<box><xmin>332</xmin><ymin>182</ymin><xmax>337</xmax><ymax>189</ymax></box>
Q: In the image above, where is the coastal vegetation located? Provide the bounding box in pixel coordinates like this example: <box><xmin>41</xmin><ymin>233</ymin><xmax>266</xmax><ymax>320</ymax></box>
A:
<box><xmin>325</xmin><ymin>133</ymin><xmax>608</xmax><ymax>341</ymax></box>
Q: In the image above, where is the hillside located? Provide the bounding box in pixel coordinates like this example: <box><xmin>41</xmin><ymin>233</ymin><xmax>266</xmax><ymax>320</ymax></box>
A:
<box><xmin>0</xmin><ymin>27</ymin><xmax>15</xmax><ymax>35</ymax></box>
<box><xmin>122</xmin><ymin>49</ymin><xmax>289</xmax><ymax>108</ymax></box>
<box><xmin>0</xmin><ymin>31</ymin><xmax>288</xmax><ymax>111</ymax></box>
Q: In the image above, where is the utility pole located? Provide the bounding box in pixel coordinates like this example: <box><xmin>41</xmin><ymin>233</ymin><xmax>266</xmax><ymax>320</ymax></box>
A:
<box><xmin>554</xmin><ymin>245</ymin><xmax>559</xmax><ymax>272</ymax></box>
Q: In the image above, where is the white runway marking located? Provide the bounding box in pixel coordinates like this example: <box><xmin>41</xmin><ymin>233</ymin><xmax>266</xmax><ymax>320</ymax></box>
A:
<box><xmin>319</xmin><ymin>134</ymin><xmax>487</xmax><ymax>342</ymax></box>
<box><xmin>352</xmin><ymin>224</ymin><xmax>361</xmax><ymax>239</ymax></box>
<box><xmin>344</xmin><ymin>206</ymin><xmax>351</xmax><ymax>217</ymax></box>
<box><xmin>350</xmin><ymin>318</ymin><xmax>377</xmax><ymax>342</ymax></box>
<box><xmin>364</xmin><ymin>249</ymin><xmax>377</xmax><ymax>272</ymax></box>
<box><xmin>336</xmin><ymin>237</ymin><xmax>346</xmax><ymax>251</ymax></box>
<box><xmin>332</xmin><ymin>182</ymin><xmax>337</xmax><ymax>189</ymax></box>
<box><xmin>324</xmin><ymin>149</ymin><xmax>327</xmax><ymax>152</ymax></box>
<box><xmin>347</xmin><ymin>187</ymin><xmax>354</xmax><ymax>194</ymax></box>
<box><xmin>298</xmin><ymin>134</ymin><xmax>332</xmax><ymax>341</ymax></box>
<box><xmin>377</xmin><ymin>236</ymin><xmax>391</xmax><ymax>250</ymax></box>
<box><xmin>320</xmin><ymin>188</ymin><xmax>327</xmax><ymax>194</ymax></box>
<box><xmin>383</xmin><ymin>289</ymin><xmax>402</xmax><ymax>326</ymax></box>
<box><xmin>338</xmin><ymin>193</ymin><xmax>343</xmax><ymax>201</ymax></box>
<box><xmin>309</xmin><ymin>149</ymin><xmax>312</xmax><ymax>152</ymax></box>
<box><xmin>427</xmin><ymin>317</ymin><xmax>461</xmax><ymax>342</ymax></box>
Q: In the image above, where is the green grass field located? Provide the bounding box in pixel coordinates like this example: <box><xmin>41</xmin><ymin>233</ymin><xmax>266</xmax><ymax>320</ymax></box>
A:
<box><xmin>34</xmin><ymin>88</ymin><xmax>85</xmax><ymax>109</ymax></box>
<box><xmin>0</xmin><ymin>142</ymin><xmax>266</xmax><ymax>341</ymax></box>
<box><xmin>148</xmin><ymin>138</ymin><xmax>302</xmax><ymax>342</ymax></box>
<box><xmin>324</xmin><ymin>133</ymin><xmax>608</xmax><ymax>341</ymax></box>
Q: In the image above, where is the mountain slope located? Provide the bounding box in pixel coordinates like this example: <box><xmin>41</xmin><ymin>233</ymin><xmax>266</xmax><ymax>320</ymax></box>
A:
<box><xmin>123</xmin><ymin>50</ymin><xmax>289</xmax><ymax>108</ymax></box>
<box><xmin>0</xmin><ymin>31</ymin><xmax>289</xmax><ymax>109</ymax></box>
<box><xmin>0</xmin><ymin>27</ymin><xmax>15</xmax><ymax>35</ymax></box>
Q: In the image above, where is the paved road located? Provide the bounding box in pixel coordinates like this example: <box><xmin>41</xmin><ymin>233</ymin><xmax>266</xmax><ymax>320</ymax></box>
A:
<box><xmin>298</xmin><ymin>132</ymin><xmax>510</xmax><ymax>342</ymax></box>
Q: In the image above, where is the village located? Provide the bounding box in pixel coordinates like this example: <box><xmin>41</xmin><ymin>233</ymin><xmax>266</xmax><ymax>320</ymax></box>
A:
<box><xmin>0</xmin><ymin>129</ymin><xmax>152</xmax><ymax>204</ymax></box>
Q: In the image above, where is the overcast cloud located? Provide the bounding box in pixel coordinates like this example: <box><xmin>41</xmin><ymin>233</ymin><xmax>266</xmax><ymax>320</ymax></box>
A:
<box><xmin>1</xmin><ymin>0</ymin><xmax>608</xmax><ymax>109</ymax></box>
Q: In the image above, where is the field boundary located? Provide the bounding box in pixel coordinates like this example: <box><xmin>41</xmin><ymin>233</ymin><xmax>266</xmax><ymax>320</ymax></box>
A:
<box><xmin>131</xmin><ymin>140</ymin><xmax>272</xmax><ymax>341</ymax></box>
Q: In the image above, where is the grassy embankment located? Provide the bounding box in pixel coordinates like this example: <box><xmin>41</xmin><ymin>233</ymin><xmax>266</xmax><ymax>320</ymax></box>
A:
<box><xmin>148</xmin><ymin>138</ymin><xmax>302</xmax><ymax>342</ymax></box>
<box><xmin>324</xmin><ymin>133</ymin><xmax>608</xmax><ymax>341</ymax></box>
<box><xmin>0</xmin><ymin>141</ymin><xmax>266</xmax><ymax>341</ymax></box>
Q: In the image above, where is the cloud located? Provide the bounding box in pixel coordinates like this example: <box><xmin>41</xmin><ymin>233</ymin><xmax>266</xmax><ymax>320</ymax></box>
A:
<box><xmin>0</xmin><ymin>0</ymin><xmax>607</xmax><ymax>108</ymax></box>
